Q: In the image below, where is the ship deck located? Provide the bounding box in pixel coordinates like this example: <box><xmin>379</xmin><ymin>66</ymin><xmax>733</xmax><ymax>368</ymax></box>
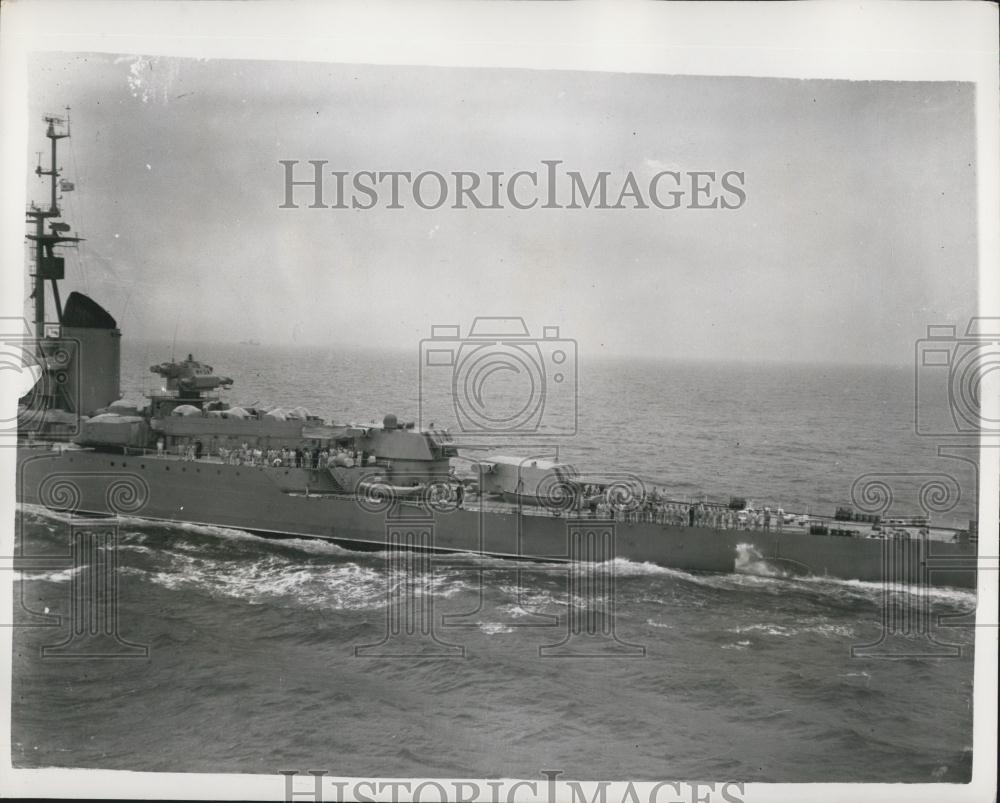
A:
<box><xmin>22</xmin><ymin>443</ymin><xmax>966</xmax><ymax>544</ymax></box>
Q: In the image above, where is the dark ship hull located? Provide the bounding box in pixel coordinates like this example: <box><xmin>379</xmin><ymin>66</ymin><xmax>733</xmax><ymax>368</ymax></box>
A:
<box><xmin>16</xmin><ymin>446</ymin><xmax>977</xmax><ymax>588</ymax></box>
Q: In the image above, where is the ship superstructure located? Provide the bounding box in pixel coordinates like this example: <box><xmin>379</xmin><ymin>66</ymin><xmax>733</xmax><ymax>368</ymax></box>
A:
<box><xmin>20</xmin><ymin>111</ymin><xmax>121</xmax><ymax>437</ymax></box>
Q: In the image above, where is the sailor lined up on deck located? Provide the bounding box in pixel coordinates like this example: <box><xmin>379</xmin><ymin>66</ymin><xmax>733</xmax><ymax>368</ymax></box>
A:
<box><xmin>574</xmin><ymin>488</ymin><xmax>789</xmax><ymax>532</ymax></box>
<box><xmin>212</xmin><ymin>444</ymin><xmax>326</xmax><ymax>468</ymax></box>
<box><xmin>210</xmin><ymin>444</ymin><xmax>380</xmax><ymax>470</ymax></box>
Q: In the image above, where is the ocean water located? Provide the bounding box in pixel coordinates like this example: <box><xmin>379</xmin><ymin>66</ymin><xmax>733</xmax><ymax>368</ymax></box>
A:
<box><xmin>11</xmin><ymin>344</ymin><xmax>980</xmax><ymax>781</ymax></box>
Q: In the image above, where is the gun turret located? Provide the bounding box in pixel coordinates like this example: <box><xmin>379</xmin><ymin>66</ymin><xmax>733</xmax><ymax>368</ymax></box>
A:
<box><xmin>150</xmin><ymin>353</ymin><xmax>233</xmax><ymax>403</ymax></box>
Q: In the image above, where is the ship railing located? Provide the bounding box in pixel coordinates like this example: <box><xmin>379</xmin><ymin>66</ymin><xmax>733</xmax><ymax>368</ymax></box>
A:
<box><xmin>71</xmin><ymin>446</ymin><xmax>951</xmax><ymax>538</ymax></box>
<box><xmin>455</xmin><ymin>497</ymin><xmax>806</xmax><ymax>529</ymax></box>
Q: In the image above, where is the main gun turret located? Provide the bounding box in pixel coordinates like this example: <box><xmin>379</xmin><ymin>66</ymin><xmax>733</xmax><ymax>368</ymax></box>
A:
<box><xmin>150</xmin><ymin>353</ymin><xmax>234</xmax><ymax>398</ymax></box>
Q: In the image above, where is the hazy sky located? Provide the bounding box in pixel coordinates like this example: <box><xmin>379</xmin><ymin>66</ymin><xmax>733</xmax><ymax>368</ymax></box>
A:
<box><xmin>24</xmin><ymin>53</ymin><xmax>978</xmax><ymax>364</ymax></box>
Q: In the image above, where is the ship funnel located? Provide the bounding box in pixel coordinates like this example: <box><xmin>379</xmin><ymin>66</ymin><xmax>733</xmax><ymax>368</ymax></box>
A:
<box><xmin>55</xmin><ymin>291</ymin><xmax>122</xmax><ymax>415</ymax></box>
<box><xmin>383</xmin><ymin>413</ymin><xmax>398</xmax><ymax>430</ymax></box>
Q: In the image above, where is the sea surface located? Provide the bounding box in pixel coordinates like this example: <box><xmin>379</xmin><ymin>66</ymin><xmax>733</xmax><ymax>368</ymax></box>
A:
<box><xmin>11</xmin><ymin>343</ymin><xmax>980</xmax><ymax>781</ymax></box>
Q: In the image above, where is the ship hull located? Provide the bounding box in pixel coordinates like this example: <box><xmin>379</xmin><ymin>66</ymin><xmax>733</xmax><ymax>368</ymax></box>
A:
<box><xmin>15</xmin><ymin>446</ymin><xmax>977</xmax><ymax>588</ymax></box>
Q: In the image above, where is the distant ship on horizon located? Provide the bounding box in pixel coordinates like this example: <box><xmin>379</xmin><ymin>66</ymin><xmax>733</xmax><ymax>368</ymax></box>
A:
<box><xmin>238</xmin><ymin>338</ymin><xmax>261</xmax><ymax>346</ymax></box>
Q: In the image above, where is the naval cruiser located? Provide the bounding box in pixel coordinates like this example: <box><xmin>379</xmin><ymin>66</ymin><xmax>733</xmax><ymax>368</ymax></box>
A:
<box><xmin>12</xmin><ymin>114</ymin><xmax>979</xmax><ymax>589</ymax></box>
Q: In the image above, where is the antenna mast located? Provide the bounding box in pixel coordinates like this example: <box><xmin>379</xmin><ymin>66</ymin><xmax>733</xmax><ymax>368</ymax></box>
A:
<box><xmin>26</xmin><ymin>107</ymin><xmax>81</xmax><ymax>342</ymax></box>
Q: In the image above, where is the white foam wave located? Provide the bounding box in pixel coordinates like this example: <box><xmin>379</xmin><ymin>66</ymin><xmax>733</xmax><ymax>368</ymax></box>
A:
<box><xmin>479</xmin><ymin>623</ymin><xmax>514</xmax><ymax>635</ymax></box>
<box><xmin>497</xmin><ymin>604</ymin><xmax>547</xmax><ymax>619</ymax></box>
<box><xmin>600</xmin><ymin>558</ymin><xmax>681</xmax><ymax>577</ymax></box>
<box><xmin>18</xmin><ymin>504</ymin><xmax>981</xmax><ymax>610</ymax></box>
<box><xmin>687</xmin><ymin>546</ymin><xmax>980</xmax><ymax>608</ymax></box>
<box><xmin>17</xmin><ymin>503</ymin><xmax>78</xmax><ymax>525</ymax></box>
<box><xmin>15</xmin><ymin>566</ymin><xmax>84</xmax><ymax>583</ymax></box>
<box><xmin>730</xmin><ymin>623</ymin><xmax>796</xmax><ymax>638</ymax></box>
<box><xmin>20</xmin><ymin>504</ymin><xmax>356</xmax><ymax>557</ymax></box>
<box><xmin>270</xmin><ymin>537</ymin><xmax>354</xmax><ymax>556</ymax></box>
<box><xmin>734</xmin><ymin>543</ymin><xmax>796</xmax><ymax>578</ymax></box>
<box><xmin>811</xmin><ymin>623</ymin><xmax>857</xmax><ymax>638</ymax></box>
<box><xmin>148</xmin><ymin>518</ymin><xmax>266</xmax><ymax>542</ymax></box>
<box><xmin>798</xmin><ymin>575</ymin><xmax>977</xmax><ymax>608</ymax></box>
<box><xmin>728</xmin><ymin>620</ymin><xmax>857</xmax><ymax>639</ymax></box>
<box><xmin>495</xmin><ymin>584</ymin><xmax>621</xmax><ymax>612</ymax></box>
<box><xmin>497</xmin><ymin>585</ymin><xmax>565</xmax><ymax>609</ymax></box>
<box><xmin>169</xmin><ymin>526</ymin><xmax>355</xmax><ymax>557</ymax></box>
<box><xmin>144</xmin><ymin>550</ymin><xmax>472</xmax><ymax>611</ymax></box>
<box><xmin>118</xmin><ymin>543</ymin><xmax>157</xmax><ymax>556</ymax></box>
<box><xmin>146</xmin><ymin>556</ymin><xmax>387</xmax><ymax>610</ymax></box>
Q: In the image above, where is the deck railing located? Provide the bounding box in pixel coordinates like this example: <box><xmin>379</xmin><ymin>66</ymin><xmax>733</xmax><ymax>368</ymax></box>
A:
<box><xmin>25</xmin><ymin>442</ymin><xmax>956</xmax><ymax>538</ymax></box>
